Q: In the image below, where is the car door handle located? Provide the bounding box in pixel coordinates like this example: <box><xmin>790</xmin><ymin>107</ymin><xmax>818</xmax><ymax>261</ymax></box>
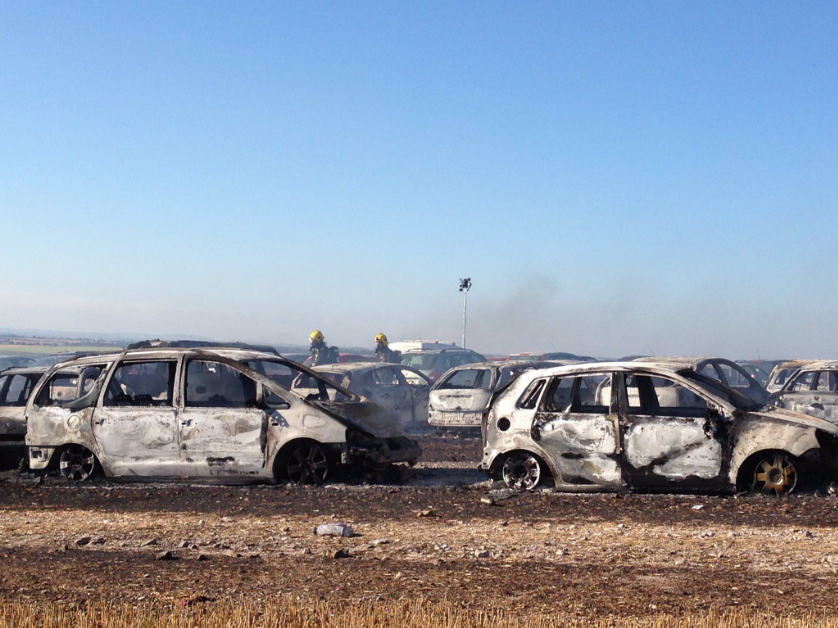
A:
<box><xmin>181</xmin><ymin>419</ymin><xmax>192</xmax><ymax>426</ymax></box>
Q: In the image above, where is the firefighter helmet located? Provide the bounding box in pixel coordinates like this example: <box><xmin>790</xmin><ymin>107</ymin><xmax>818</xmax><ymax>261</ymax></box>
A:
<box><xmin>375</xmin><ymin>333</ymin><xmax>388</xmax><ymax>346</ymax></box>
<box><xmin>310</xmin><ymin>330</ymin><xmax>325</xmax><ymax>344</ymax></box>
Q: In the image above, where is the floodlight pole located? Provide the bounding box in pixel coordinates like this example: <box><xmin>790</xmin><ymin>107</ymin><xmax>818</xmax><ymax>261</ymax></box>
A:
<box><xmin>459</xmin><ymin>278</ymin><xmax>472</xmax><ymax>349</ymax></box>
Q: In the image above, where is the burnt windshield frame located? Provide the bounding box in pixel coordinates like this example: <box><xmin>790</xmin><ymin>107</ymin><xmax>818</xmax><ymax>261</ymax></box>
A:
<box><xmin>679</xmin><ymin>370</ymin><xmax>760</xmax><ymax>411</ymax></box>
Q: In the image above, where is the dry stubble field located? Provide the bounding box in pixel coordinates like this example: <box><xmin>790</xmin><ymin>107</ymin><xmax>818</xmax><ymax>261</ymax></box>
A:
<box><xmin>2</xmin><ymin>435</ymin><xmax>838</xmax><ymax>627</ymax></box>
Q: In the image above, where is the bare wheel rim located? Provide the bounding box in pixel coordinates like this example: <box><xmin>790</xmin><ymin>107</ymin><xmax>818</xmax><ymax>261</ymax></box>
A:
<box><xmin>285</xmin><ymin>444</ymin><xmax>329</xmax><ymax>486</ymax></box>
<box><xmin>502</xmin><ymin>453</ymin><xmax>542</xmax><ymax>491</ymax></box>
<box><xmin>752</xmin><ymin>454</ymin><xmax>797</xmax><ymax>496</ymax></box>
<box><xmin>59</xmin><ymin>445</ymin><xmax>96</xmax><ymax>482</ymax></box>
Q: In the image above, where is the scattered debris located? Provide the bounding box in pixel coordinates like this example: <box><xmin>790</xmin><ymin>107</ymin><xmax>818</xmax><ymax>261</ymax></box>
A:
<box><xmin>155</xmin><ymin>550</ymin><xmax>176</xmax><ymax>561</ymax></box>
<box><xmin>74</xmin><ymin>536</ymin><xmax>91</xmax><ymax>546</ymax></box>
<box><xmin>333</xmin><ymin>549</ymin><xmax>351</xmax><ymax>559</ymax></box>
<box><xmin>314</xmin><ymin>523</ymin><xmax>355</xmax><ymax>537</ymax></box>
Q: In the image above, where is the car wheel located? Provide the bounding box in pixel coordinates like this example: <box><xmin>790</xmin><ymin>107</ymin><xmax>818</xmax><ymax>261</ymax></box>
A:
<box><xmin>59</xmin><ymin>445</ymin><xmax>97</xmax><ymax>482</ymax></box>
<box><xmin>282</xmin><ymin>442</ymin><xmax>330</xmax><ymax>486</ymax></box>
<box><xmin>502</xmin><ymin>451</ymin><xmax>543</xmax><ymax>491</ymax></box>
<box><xmin>750</xmin><ymin>452</ymin><xmax>798</xmax><ymax>496</ymax></box>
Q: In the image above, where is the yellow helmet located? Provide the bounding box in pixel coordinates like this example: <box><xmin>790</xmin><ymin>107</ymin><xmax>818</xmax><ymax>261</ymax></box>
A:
<box><xmin>375</xmin><ymin>333</ymin><xmax>388</xmax><ymax>346</ymax></box>
<box><xmin>310</xmin><ymin>330</ymin><xmax>324</xmax><ymax>343</ymax></box>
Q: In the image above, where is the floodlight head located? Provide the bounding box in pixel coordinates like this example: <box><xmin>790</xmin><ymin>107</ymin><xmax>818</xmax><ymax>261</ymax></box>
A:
<box><xmin>459</xmin><ymin>278</ymin><xmax>472</xmax><ymax>293</ymax></box>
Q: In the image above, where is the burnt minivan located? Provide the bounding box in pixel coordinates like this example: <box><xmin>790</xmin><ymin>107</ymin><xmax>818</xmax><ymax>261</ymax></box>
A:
<box><xmin>25</xmin><ymin>348</ymin><xmax>420</xmax><ymax>484</ymax></box>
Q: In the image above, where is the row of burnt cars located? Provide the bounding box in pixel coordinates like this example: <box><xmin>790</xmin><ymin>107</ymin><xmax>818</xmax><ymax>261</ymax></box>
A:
<box><xmin>1</xmin><ymin>345</ymin><xmax>838</xmax><ymax>497</ymax></box>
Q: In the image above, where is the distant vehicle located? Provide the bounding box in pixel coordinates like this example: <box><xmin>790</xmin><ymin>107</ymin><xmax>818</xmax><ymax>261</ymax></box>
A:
<box><xmin>766</xmin><ymin>360</ymin><xmax>819</xmax><ymax>393</ymax></box>
<box><xmin>480</xmin><ymin>361</ymin><xmax>838</xmax><ymax>495</ymax></box>
<box><xmin>399</xmin><ymin>347</ymin><xmax>486</xmax><ymax>383</ymax></box>
<box><xmin>506</xmin><ymin>352</ymin><xmax>593</xmax><ymax>362</ymax></box>
<box><xmin>632</xmin><ymin>357</ymin><xmax>769</xmax><ymax>405</ymax></box>
<box><xmin>0</xmin><ymin>366</ymin><xmax>47</xmax><ymax>468</ymax></box>
<box><xmin>25</xmin><ymin>347</ymin><xmax>420</xmax><ymax>485</ymax></box>
<box><xmin>388</xmin><ymin>340</ymin><xmax>460</xmax><ymax>353</ymax></box>
<box><xmin>735</xmin><ymin>360</ymin><xmax>782</xmax><ymax>387</ymax></box>
<box><xmin>428</xmin><ymin>360</ymin><xmax>572</xmax><ymax>428</ymax></box>
<box><xmin>771</xmin><ymin>361</ymin><xmax>838</xmax><ymax>424</ymax></box>
<box><xmin>0</xmin><ymin>356</ymin><xmax>34</xmax><ymax>372</ymax></box>
<box><xmin>298</xmin><ymin>362</ymin><xmax>432</xmax><ymax>429</ymax></box>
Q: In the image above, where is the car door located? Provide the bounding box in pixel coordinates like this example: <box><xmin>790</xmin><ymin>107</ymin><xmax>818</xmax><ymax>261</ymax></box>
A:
<box><xmin>776</xmin><ymin>370</ymin><xmax>818</xmax><ymax>416</ymax></box>
<box><xmin>93</xmin><ymin>359</ymin><xmax>181</xmax><ymax>477</ymax></box>
<box><xmin>618</xmin><ymin>373</ymin><xmax>725</xmax><ymax>489</ymax></box>
<box><xmin>811</xmin><ymin>371</ymin><xmax>838</xmax><ymax>423</ymax></box>
<box><xmin>396</xmin><ymin>366</ymin><xmax>431</xmax><ymax>424</ymax></box>
<box><xmin>179</xmin><ymin>359</ymin><xmax>267</xmax><ymax>477</ymax></box>
<box><xmin>363</xmin><ymin>366</ymin><xmax>414</xmax><ymax>422</ymax></box>
<box><xmin>533</xmin><ymin>373</ymin><xmax>623</xmax><ymax>487</ymax></box>
<box><xmin>27</xmin><ymin>364</ymin><xmax>108</xmax><ymax>452</ymax></box>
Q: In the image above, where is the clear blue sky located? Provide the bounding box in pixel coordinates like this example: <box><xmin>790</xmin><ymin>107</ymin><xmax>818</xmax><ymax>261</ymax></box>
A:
<box><xmin>1</xmin><ymin>2</ymin><xmax>836</xmax><ymax>357</ymax></box>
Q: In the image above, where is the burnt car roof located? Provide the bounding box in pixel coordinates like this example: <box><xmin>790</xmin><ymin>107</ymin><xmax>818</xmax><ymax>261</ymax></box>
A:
<box><xmin>0</xmin><ymin>366</ymin><xmax>48</xmax><ymax>376</ymax></box>
<box><xmin>790</xmin><ymin>360</ymin><xmax>838</xmax><ymax>372</ymax></box>
<box><xmin>42</xmin><ymin>347</ymin><xmax>284</xmax><ymax>368</ymax></box>
<box><xmin>126</xmin><ymin>339</ymin><xmax>280</xmax><ymax>355</ymax></box>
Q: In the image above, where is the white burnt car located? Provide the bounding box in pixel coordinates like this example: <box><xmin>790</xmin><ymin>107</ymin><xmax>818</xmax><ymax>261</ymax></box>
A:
<box><xmin>480</xmin><ymin>362</ymin><xmax>838</xmax><ymax>495</ymax></box>
<box><xmin>428</xmin><ymin>361</ymin><xmax>573</xmax><ymax>429</ymax></box>
<box><xmin>771</xmin><ymin>361</ymin><xmax>838</xmax><ymax>423</ymax></box>
<box><xmin>766</xmin><ymin>360</ymin><xmax>818</xmax><ymax>394</ymax></box>
<box><xmin>25</xmin><ymin>348</ymin><xmax>420</xmax><ymax>484</ymax></box>
<box><xmin>294</xmin><ymin>362</ymin><xmax>431</xmax><ymax>430</ymax></box>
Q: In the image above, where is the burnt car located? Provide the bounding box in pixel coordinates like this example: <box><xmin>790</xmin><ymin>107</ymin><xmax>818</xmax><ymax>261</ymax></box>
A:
<box><xmin>0</xmin><ymin>366</ymin><xmax>47</xmax><ymax>468</ymax></box>
<box><xmin>429</xmin><ymin>360</ymin><xmax>576</xmax><ymax>429</ymax></box>
<box><xmin>766</xmin><ymin>360</ymin><xmax>819</xmax><ymax>394</ymax></box>
<box><xmin>480</xmin><ymin>362</ymin><xmax>838</xmax><ymax>495</ymax></box>
<box><xmin>295</xmin><ymin>362</ymin><xmax>432</xmax><ymax>430</ymax></box>
<box><xmin>771</xmin><ymin>361</ymin><xmax>838</xmax><ymax>423</ymax></box>
<box><xmin>25</xmin><ymin>348</ymin><xmax>420</xmax><ymax>485</ymax></box>
<box><xmin>633</xmin><ymin>356</ymin><xmax>769</xmax><ymax>405</ymax></box>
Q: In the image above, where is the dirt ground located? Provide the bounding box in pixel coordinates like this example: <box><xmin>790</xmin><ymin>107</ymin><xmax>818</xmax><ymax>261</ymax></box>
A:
<box><xmin>2</xmin><ymin>435</ymin><xmax>838</xmax><ymax>619</ymax></box>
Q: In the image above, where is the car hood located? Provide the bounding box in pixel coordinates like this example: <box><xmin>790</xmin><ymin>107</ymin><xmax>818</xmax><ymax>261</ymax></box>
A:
<box><xmin>310</xmin><ymin>400</ymin><xmax>405</xmax><ymax>438</ymax></box>
<box><xmin>746</xmin><ymin>405</ymin><xmax>838</xmax><ymax>436</ymax></box>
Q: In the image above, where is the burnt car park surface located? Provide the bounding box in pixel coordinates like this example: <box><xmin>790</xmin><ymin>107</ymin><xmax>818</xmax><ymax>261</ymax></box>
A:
<box><xmin>24</xmin><ymin>347</ymin><xmax>420</xmax><ymax>485</ymax></box>
<box><xmin>771</xmin><ymin>360</ymin><xmax>838</xmax><ymax>423</ymax></box>
<box><xmin>428</xmin><ymin>360</ymin><xmax>575</xmax><ymax>429</ymax></box>
<box><xmin>633</xmin><ymin>356</ymin><xmax>769</xmax><ymax>405</ymax></box>
<box><xmin>480</xmin><ymin>361</ymin><xmax>838</xmax><ymax>495</ymax></box>
<box><xmin>294</xmin><ymin>362</ymin><xmax>432</xmax><ymax>431</ymax></box>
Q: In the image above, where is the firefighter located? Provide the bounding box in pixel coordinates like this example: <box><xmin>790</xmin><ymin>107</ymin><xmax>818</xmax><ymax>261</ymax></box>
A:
<box><xmin>309</xmin><ymin>330</ymin><xmax>338</xmax><ymax>366</ymax></box>
<box><xmin>374</xmin><ymin>333</ymin><xmax>401</xmax><ymax>364</ymax></box>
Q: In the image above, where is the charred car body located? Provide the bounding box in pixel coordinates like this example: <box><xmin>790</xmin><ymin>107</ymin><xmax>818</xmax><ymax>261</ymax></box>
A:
<box><xmin>295</xmin><ymin>362</ymin><xmax>432</xmax><ymax>430</ymax></box>
<box><xmin>429</xmin><ymin>360</ymin><xmax>575</xmax><ymax>429</ymax></box>
<box><xmin>25</xmin><ymin>348</ymin><xmax>420</xmax><ymax>484</ymax></box>
<box><xmin>771</xmin><ymin>361</ymin><xmax>838</xmax><ymax>424</ymax></box>
<box><xmin>480</xmin><ymin>362</ymin><xmax>838</xmax><ymax>495</ymax></box>
<box><xmin>766</xmin><ymin>360</ymin><xmax>818</xmax><ymax>394</ymax></box>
